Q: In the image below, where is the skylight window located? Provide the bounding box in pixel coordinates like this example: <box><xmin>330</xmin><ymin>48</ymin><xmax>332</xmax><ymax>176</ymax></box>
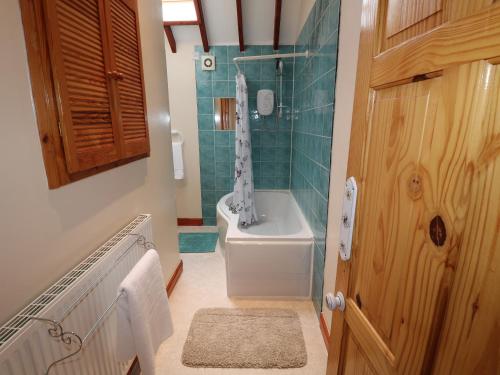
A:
<box><xmin>162</xmin><ymin>0</ymin><xmax>198</xmax><ymax>23</ymax></box>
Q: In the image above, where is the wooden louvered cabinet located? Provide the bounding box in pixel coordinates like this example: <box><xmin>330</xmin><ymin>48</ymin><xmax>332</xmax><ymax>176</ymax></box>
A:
<box><xmin>19</xmin><ymin>0</ymin><xmax>150</xmax><ymax>187</ymax></box>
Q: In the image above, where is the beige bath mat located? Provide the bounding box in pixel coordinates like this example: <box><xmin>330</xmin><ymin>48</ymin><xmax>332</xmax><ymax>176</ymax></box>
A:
<box><xmin>181</xmin><ymin>308</ymin><xmax>307</xmax><ymax>368</ymax></box>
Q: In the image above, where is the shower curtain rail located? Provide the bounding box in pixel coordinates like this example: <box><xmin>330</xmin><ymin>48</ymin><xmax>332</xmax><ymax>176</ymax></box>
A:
<box><xmin>233</xmin><ymin>51</ymin><xmax>310</xmax><ymax>73</ymax></box>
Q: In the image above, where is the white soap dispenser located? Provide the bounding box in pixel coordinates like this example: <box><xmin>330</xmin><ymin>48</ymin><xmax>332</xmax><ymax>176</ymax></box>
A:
<box><xmin>257</xmin><ymin>89</ymin><xmax>274</xmax><ymax>116</ymax></box>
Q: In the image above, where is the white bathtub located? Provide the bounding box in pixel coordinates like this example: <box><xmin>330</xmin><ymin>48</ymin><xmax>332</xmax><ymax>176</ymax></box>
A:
<box><xmin>217</xmin><ymin>190</ymin><xmax>314</xmax><ymax>298</ymax></box>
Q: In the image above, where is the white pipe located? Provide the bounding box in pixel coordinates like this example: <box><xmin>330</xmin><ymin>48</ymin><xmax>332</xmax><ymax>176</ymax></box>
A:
<box><xmin>278</xmin><ymin>60</ymin><xmax>283</xmax><ymax>118</ymax></box>
<box><xmin>234</xmin><ymin>51</ymin><xmax>309</xmax><ymax>73</ymax></box>
<box><xmin>233</xmin><ymin>51</ymin><xmax>309</xmax><ymax>62</ymax></box>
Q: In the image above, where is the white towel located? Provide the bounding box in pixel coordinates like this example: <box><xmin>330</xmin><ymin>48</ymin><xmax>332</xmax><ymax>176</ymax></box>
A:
<box><xmin>116</xmin><ymin>250</ymin><xmax>173</xmax><ymax>375</ymax></box>
<box><xmin>172</xmin><ymin>141</ymin><xmax>184</xmax><ymax>180</ymax></box>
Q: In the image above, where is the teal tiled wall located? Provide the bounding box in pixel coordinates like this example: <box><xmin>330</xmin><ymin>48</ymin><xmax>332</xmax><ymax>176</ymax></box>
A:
<box><xmin>195</xmin><ymin>45</ymin><xmax>294</xmax><ymax>226</ymax></box>
<box><xmin>291</xmin><ymin>0</ymin><xmax>341</xmax><ymax>315</ymax></box>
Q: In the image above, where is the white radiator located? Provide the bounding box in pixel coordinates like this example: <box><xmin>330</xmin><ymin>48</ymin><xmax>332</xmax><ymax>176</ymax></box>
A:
<box><xmin>0</xmin><ymin>214</ymin><xmax>153</xmax><ymax>375</ymax></box>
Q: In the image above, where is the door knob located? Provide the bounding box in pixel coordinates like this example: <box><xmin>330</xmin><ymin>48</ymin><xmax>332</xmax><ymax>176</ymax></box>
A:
<box><xmin>325</xmin><ymin>292</ymin><xmax>346</xmax><ymax>311</ymax></box>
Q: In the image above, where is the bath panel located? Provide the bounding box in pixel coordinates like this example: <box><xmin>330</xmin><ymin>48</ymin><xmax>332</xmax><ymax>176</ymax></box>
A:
<box><xmin>217</xmin><ymin>190</ymin><xmax>314</xmax><ymax>298</ymax></box>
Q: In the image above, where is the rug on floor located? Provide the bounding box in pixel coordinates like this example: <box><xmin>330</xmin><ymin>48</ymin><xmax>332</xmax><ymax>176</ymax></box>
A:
<box><xmin>178</xmin><ymin>232</ymin><xmax>218</xmax><ymax>253</ymax></box>
<box><xmin>182</xmin><ymin>308</ymin><xmax>307</xmax><ymax>368</ymax></box>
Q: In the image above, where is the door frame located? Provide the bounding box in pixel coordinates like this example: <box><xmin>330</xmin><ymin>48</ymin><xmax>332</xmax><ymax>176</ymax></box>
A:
<box><xmin>326</xmin><ymin>1</ymin><xmax>500</xmax><ymax>373</ymax></box>
<box><xmin>321</xmin><ymin>0</ymin><xmax>363</xmax><ymax>346</ymax></box>
<box><xmin>326</xmin><ymin>1</ymin><xmax>379</xmax><ymax>372</ymax></box>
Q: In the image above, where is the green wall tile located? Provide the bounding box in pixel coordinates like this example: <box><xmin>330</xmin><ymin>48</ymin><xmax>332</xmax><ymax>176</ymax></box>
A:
<box><xmin>212</xmin><ymin>46</ymin><xmax>228</xmax><ymax>64</ymax></box>
<box><xmin>213</xmin><ymin>81</ymin><xmax>229</xmax><ymax>97</ymax></box>
<box><xmin>197</xmin><ymin>98</ymin><xmax>213</xmax><ymax>114</ymax></box>
<box><xmin>196</xmin><ymin>80</ymin><xmax>212</xmax><ymax>97</ymax></box>
<box><xmin>198</xmin><ymin>114</ymin><xmax>214</xmax><ymax>130</ymax></box>
<box><xmin>213</xmin><ymin>63</ymin><xmax>228</xmax><ymax>81</ymax></box>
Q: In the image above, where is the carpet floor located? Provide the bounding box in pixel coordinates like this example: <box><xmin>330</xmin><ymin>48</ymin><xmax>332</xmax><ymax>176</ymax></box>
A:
<box><xmin>178</xmin><ymin>232</ymin><xmax>218</xmax><ymax>253</ymax></box>
<box><xmin>182</xmin><ymin>308</ymin><xmax>307</xmax><ymax>369</ymax></box>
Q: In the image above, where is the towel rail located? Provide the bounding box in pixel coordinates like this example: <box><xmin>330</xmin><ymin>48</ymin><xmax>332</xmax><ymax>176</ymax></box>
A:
<box><xmin>30</xmin><ymin>234</ymin><xmax>156</xmax><ymax>375</ymax></box>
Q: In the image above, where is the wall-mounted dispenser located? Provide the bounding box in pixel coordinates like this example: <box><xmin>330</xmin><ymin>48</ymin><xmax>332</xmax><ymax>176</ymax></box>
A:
<box><xmin>257</xmin><ymin>89</ymin><xmax>274</xmax><ymax>116</ymax></box>
<box><xmin>171</xmin><ymin>130</ymin><xmax>184</xmax><ymax>180</ymax></box>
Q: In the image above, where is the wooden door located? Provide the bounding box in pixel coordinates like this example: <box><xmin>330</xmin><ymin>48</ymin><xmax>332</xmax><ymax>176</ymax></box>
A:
<box><xmin>327</xmin><ymin>1</ymin><xmax>500</xmax><ymax>374</ymax></box>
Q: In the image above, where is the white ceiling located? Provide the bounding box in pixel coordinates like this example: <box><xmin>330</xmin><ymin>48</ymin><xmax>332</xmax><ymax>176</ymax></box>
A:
<box><xmin>169</xmin><ymin>0</ymin><xmax>314</xmax><ymax>47</ymax></box>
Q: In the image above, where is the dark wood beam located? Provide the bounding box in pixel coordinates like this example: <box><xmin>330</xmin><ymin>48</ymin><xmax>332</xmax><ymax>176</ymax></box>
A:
<box><xmin>273</xmin><ymin>0</ymin><xmax>282</xmax><ymax>50</ymax></box>
<box><xmin>193</xmin><ymin>0</ymin><xmax>209</xmax><ymax>52</ymax></box>
<box><xmin>236</xmin><ymin>0</ymin><xmax>244</xmax><ymax>52</ymax></box>
<box><xmin>163</xmin><ymin>20</ymin><xmax>199</xmax><ymax>26</ymax></box>
<box><xmin>164</xmin><ymin>25</ymin><xmax>177</xmax><ymax>53</ymax></box>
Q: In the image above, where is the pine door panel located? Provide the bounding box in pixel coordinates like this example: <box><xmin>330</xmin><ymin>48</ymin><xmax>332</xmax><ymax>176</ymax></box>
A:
<box><xmin>343</xmin><ymin>334</ymin><xmax>377</xmax><ymax>375</ymax></box>
<box><xmin>381</xmin><ymin>0</ymin><xmax>447</xmax><ymax>51</ymax></box>
<box><xmin>372</xmin><ymin>3</ymin><xmax>500</xmax><ymax>90</ymax></box>
<box><xmin>350</xmin><ymin>74</ymin><xmax>449</xmax><ymax>374</ymax></box>
<box><xmin>380</xmin><ymin>0</ymin><xmax>497</xmax><ymax>52</ymax></box>
<box><xmin>107</xmin><ymin>0</ymin><xmax>150</xmax><ymax>158</ymax></box>
<box><xmin>446</xmin><ymin>0</ymin><xmax>497</xmax><ymax>20</ymax></box>
<box><xmin>385</xmin><ymin>0</ymin><xmax>442</xmax><ymax>37</ymax></box>
<box><xmin>44</xmin><ymin>0</ymin><xmax>121</xmax><ymax>172</ymax></box>
<box><xmin>430</xmin><ymin>62</ymin><xmax>500</xmax><ymax>374</ymax></box>
<box><xmin>341</xmin><ymin>60</ymin><xmax>500</xmax><ymax>374</ymax></box>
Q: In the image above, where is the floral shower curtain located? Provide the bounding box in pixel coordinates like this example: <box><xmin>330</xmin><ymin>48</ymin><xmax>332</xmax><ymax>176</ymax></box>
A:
<box><xmin>230</xmin><ymin>73</ymin><xmax>258</xmax><ymax>226</ymax></box>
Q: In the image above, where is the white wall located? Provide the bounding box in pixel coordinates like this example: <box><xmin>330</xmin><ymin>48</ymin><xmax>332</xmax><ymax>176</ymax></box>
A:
<box><xmin>165</xmin><ymin>30</ymin><xmax>202</xmax><ymax>218</ymax></box>
<box><xmin>0</xmin><ymin>0</ymin><xmax>179</xmax><ymax>324</ymax></box>
<box><xmin>298</xmin><ymin>0</ymin><xmax>315</xmax><ymax>33</ymax></box>
<box><xmin>322</xmin><ymin>0</ymin><xmax>363</xmax><ymax>330</ymax></box>
<box><xmin>240</xmin><ymin>0</ymin><xmax>304</xmax><ymax>45</ymax></box>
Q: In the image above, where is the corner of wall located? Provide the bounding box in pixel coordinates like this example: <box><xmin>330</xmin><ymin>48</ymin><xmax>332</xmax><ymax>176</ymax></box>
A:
<box><xmin>165</xmin><ymin>41</ymin><xmax>203</xmax><ymax>219</ymax></box>
<box><xmin>290</xmin><ymin>0</ymin><xmax>341</xmax><ymax>317</ymax></box>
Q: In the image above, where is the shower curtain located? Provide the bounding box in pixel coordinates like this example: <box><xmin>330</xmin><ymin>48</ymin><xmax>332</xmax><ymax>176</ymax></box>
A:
<box><xmin>230</xmin><ymin>73</ymin><xmax>258</xmax><ymax>226</ymax></box>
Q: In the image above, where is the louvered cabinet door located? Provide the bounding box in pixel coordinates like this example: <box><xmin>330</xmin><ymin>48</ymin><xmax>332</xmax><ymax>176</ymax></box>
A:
<box><xmin>106</xmin><ymin>0</ymin><xmax>150</xmax><ymax>158</ymax></box>
<box><xmin>43</xmin><ymin>0</ymin><xmax>123</xmax><ymax>173</ymax></box>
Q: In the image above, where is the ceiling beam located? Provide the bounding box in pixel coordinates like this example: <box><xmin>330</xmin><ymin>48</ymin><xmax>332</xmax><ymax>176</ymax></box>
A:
<box><xmin>273</xmin><ymin>0</ymin><xmax>282</xmax><ymax>50</ymax></box>
<box><xmin>236</xmin><ymin>0</ymin><xmax>244</xmax><ymax>52</ymax></box>
<box><xmin>193</xmin><ymin>0</ymin><xmax>209</xmax><ymax>52</ymax></box>
<box><xmin>164</xmin><ymin>25</ymin><xmax>177</xmax><ymax>53</ymax></box>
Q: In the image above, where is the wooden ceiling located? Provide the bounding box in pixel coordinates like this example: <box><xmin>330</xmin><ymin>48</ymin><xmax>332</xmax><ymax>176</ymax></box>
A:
<box><xmin>164</xmin><ymin>0</ymin><xmax>284</xmax><ymax>54</ymax></box>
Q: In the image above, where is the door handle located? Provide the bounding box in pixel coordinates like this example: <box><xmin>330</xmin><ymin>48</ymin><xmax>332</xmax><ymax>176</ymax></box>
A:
<box><xmin>325</xmin><ymin>292</ymin><xmax>346</xmax><ymax>311</ymax></box>
<box><xmin>339</xmin><ymin>177</ymin><xmax>358</xmax><ymax>261</ymax></box>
